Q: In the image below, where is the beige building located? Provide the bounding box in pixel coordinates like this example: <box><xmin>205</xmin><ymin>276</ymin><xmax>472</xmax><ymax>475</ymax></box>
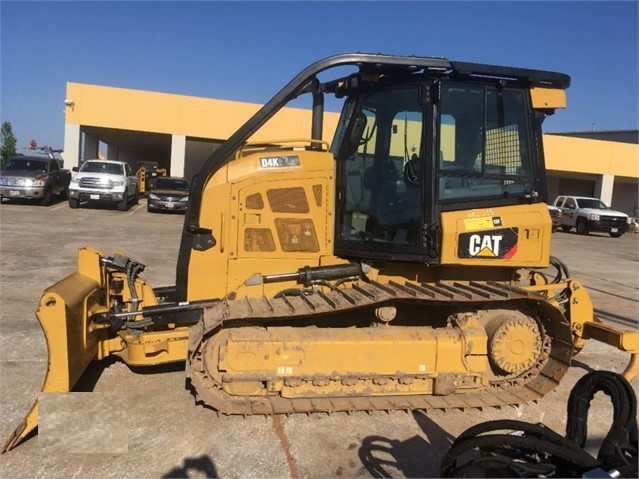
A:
<box><xmin>63</xmin><ymin>82</ymin><xmax>639</xmax><ymax>216</ymax></box>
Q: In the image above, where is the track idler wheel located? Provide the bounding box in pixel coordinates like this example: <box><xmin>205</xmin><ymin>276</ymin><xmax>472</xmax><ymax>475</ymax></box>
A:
<box><xmin>484</xmin><ymin>311</ymin><xmax>543</xmax><ymax>375</ymax></box>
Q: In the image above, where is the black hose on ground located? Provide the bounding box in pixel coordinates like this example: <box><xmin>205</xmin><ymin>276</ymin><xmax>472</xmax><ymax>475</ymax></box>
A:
<box><xmin>440</xmin><ymin>370</ymin><xmax>638</xmax><ymax>478</ymax></box>
<box><xmin>566</xmin><ymin>370</ymin><xmax>638</xmax><ymax>477</ymax></box>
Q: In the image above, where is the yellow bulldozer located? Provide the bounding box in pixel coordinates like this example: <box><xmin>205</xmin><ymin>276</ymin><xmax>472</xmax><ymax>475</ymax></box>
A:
<box><xmin>3</xmin><ymin>53</ymin><xmax>638</xmax><ymax>452</ymax></box>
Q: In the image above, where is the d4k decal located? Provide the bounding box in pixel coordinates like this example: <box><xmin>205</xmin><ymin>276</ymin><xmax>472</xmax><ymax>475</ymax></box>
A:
<box><xmin>259</xmin><ymin>155</ymin><xmax>301</xmax><ymax>168</ymax></box>
<box><xmin>458</xmin><ymin>228</ymin><xmax>518</xmax><ymax>259</ymax></box>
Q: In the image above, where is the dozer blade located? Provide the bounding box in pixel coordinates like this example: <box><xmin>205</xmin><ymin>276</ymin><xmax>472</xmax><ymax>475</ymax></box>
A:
<box><xmin>583</xmin><ymin>318</ymin><xmax>639</xmax><ymax>381</ymax></box>
<box><xmin>2</xmin><ymin>267</ymin><xmax>101</xmax><ymax>453</ymax></box>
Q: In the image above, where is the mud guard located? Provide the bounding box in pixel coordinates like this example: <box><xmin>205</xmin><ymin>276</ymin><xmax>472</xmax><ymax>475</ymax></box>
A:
<box><xmin>2</xmin><ymin>250</ymin><xmax>103</xmax><ymax>453</ymax></box>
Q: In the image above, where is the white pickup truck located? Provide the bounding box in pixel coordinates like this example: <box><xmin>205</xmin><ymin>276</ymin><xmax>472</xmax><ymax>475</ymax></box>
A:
<box><xmin>68</xmin><ymin>159</ymin><xmax>138</xmax><ymax>211</ymax></box>
<box><xmin>553</xmin><ymin>195</ymin><xmax>629</xmax><ymax>237</ymax></box>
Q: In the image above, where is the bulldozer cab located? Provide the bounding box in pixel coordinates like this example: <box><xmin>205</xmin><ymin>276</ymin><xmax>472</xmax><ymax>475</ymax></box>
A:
<box><xmin>332</xmin><ymin>77</ymin><xmax>550</xmax><ymax>264</ymax></box>
<box><xmin>177</xmin><ymin>55</ymin><xmax>569</xmax><ymax>299</ymax></box>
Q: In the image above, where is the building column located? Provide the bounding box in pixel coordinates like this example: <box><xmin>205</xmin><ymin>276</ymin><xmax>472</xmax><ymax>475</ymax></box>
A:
<box><xmin>594</xmin><ymin>174</ymin><xmax>615</xmax><ymax>205</ymax></box>
<box><xmin>84</xmin><ymin>132</ymin><xmax>99</xmax><ymax>162</ymax></box>
<box><xmin>63</xmin><ymin>124</ymin><xmax>81</xmax><ymax>170</ymax></box>
<box><xmin>171</xmin><ymin>134</ymin><xmax>186</xmax><ymax>177</ymax></box>
<box><xmin>107</xmin><ymin>144</ymin><xmax>119</xmax><ymax>161</ymax></box>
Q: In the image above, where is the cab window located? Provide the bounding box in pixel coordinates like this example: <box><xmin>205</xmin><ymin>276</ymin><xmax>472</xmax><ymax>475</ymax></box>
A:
<box><xmin>437</xmin><ymin>83</ymin><xmax>532</xmax><ymax>202</ymax></box>
<box><xmin>338</xmin><ymin>87</ymin><xmax>424</xmax><ymax>246</ymax></box>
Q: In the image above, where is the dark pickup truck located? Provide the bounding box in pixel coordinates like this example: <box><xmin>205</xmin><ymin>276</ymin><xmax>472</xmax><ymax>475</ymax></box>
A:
<box><xmin>0</xmin><ymin>155</ymin><xmax>72</xmax><ymax>206</ymax></box>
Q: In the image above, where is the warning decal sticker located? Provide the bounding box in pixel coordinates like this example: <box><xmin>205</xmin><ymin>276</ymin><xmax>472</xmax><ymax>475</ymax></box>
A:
<box><xmin>463</xmin><ymin>216</ymin><xmax>503</xmax><ymax>231</ymax></box>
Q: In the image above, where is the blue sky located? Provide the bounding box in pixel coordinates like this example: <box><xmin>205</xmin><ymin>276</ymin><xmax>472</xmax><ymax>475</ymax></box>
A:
<box><xmin>1</xmin><ymin>1</ymin><xmax>638</xmax><ymax>150</ymax></box>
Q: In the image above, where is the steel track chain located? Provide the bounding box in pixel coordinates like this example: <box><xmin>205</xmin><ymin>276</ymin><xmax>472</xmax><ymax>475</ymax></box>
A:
<box><xmin>189</xmin><ymin>279</ymin><xmax>574</xmax><ymax>415</ymax></box>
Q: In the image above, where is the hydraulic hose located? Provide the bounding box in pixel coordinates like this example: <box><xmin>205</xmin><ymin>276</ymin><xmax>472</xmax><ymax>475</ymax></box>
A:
<box><xmin>566</xmin><ymin>371</ymin><xmax>638</xmax><ymax>476</ymax></box>
<box><xmin>440</xmin><ymin>370</ymin><xmax>638</xmax><ymax>478</ymax></box>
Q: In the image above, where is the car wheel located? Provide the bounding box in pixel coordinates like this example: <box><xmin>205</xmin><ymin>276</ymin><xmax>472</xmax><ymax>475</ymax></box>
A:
<box><xmin>41</xmin><ymin>187</ymin><xmax>52</xmax><ymax>206</ymax></box>
<box><xmin>576</xmin><ymin>219</ymin><xmax>589</xmax><ymax>235</ymax></box>
<box><xmin>560</xmin><ymin>225</ymin><xmax>572</xmax><ymax>233</ymax></box>
<box><xmin>118</xmin><ymin>197</ymin><xmax>128</xmax><ymax>211</ymax></box>
<box><xmin>610</xmin><ymin>232</ymin><xmax>623</xmax><ymax>238</ymax></box>
<box><xmin>133</xmin><ymin>188</ymin><xmax>139</xmax><ymax>205</ymax></box>
<box><xmin>68</xmin><ymin>197</ymin><xmax>79</xmax><ymax>209</ymax></box>
<box><xmin>60</xmin><ymin>186</ymin><xmax>69</xmax><ymax>200</ymax></box>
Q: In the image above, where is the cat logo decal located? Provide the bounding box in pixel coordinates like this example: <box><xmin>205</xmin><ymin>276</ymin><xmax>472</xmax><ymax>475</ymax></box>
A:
<box><xmin>458</xmin><ymin>228</ymin><xmax>518</xmax><ymax>259</ymax></box>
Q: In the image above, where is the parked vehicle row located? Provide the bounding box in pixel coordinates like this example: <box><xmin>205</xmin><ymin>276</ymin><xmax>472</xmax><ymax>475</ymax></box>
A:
<box><xmin>0</xmin><ymin>160</ymin><xmax>631</xmax><ymax>234</ymax></box>
<box><xmin>1</xmin><ymin>157</ymin><xmax>190</xmax><ymax>214</ymax></box>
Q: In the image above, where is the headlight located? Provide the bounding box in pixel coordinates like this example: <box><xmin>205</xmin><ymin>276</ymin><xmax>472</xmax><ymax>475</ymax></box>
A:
<box><xmin>588</xmin><ymin>213</ymin><xmax>600</xmax><ymax>221</ymax></box>
<box><xmin>33</xmin><ymin>179</ymin><xmax>47</xmax><ymax>187</ymax></box>
<box><xmin>23</xmin><ymin>179</ymin><xmax>33</xmax><ymax>187</ymax></box>
<box><xmin>70</xmin><ymin>178</ymin><xmax>80</xmax><ymax>185</ymax></box>
<box><xmin>149</xmin><ymin>194</ymin><xmax>160</xmax><ymax>200</ymax></box>
<box><xmin>111</xmin><ymin>180</ymin><xmax>124</xmax><ymax>187</ymax></box>
<box><xmin>0</xmin><ymin>178</ymin><xmax>6</xmax><ymax>186</ymax></box>
<box><xmin>179</xmin><ymin>196</ymin><xmax>189</xmax><ymax>202</ymax></box>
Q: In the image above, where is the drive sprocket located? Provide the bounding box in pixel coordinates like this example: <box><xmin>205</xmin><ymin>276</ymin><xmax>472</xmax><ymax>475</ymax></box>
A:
<box><xmin>488</xmin><ymin>315</ymin><xmax>543</xmax><ymax>374</ymax></box>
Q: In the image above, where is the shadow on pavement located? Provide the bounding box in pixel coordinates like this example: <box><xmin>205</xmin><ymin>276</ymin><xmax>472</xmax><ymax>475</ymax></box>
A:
<box><xmin>359</xmin><ymin>410</ymin><xmax>455</xmax><ymax>477</ymax></box>
<box><xmin>588</xmin><ymin>286</ymin><xmax>639</xmax><ymax>304</ymax></box>
<box><xmin>162</xmin><ymin>454</ymin><xmax>218</xmax><ymax>478</ymax></box>
<box><xmin>593</xmin><ymin>308</ymin><xmax>638</xmax><ymax>329</ymax></box>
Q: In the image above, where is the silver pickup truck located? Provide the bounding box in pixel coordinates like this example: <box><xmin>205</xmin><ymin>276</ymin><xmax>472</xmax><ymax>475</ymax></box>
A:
<box><xmin>553</xmin><ymin>195</ymin><xmax>629</xmax><ymax>237</ymax></box>
<box><xmin>0</xmin><ymin>155</ymin><xmax>71</xmax><ymax>206</ymax></box>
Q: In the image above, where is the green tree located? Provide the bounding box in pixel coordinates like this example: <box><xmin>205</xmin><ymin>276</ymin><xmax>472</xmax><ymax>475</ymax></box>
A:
<box><xmin>1</xmin><ymin>121</ymin><xmax>18</xmax><ymax>167</ymax></box>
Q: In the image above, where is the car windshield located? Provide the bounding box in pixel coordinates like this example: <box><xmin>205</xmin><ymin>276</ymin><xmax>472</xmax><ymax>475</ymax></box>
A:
<box><xmin>155</xmin><ymin>178</ymin><xmax>189</xmax><ymax>190</ymax></box>
<box><xmin>80</xmin><ymin>162</ymin><xmax>124</xmax><ymax>175</ymax></box>
<box><xmin>577</xmin><ymin>198</ymin><xmax>608</xmax><ymax>209</ymax></box>
<box><xmin>4</xmin><ymin>159</ymin><xmax>47</xmax><ymax>172</ymax></box>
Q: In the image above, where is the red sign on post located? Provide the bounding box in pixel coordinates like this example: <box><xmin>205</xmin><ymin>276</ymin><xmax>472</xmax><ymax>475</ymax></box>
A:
<box><xmin>29</xmin><ymin>139</ymin><xmax>38</xmax><ymax>150</ymax></box>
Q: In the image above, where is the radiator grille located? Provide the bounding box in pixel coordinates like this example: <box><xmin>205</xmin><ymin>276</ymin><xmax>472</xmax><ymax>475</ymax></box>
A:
<box><xmin>245</xmin><ymin>193</ymin><xmax>264</xmax><ymax>210</ymax></box>
<box><xmin>599</xmin><ymin>215</ymin><xmax>627</xmax><ymax>227</ymax></box>
<box><xmin>8</xmin><ymin>178</ymin><xmax>27</xmax><ymax>186</ymax></box>
<box><xmin>274</xmin><ymin>219</ymin><xmax>319</xmax><ymax>252</ymax></box>
<box><xmin>79</xmin><ymin>177</ymin><xmax>113</xmax><ymax>190</ymax></box>
<box><xmin>267</xmin><ymin>187</ymin><xmax>309</xmax><ymax>213</ymax></box>
<box><xmin>244</xmin><ymin>228</ymin><xmax>276</xmax><ymax>252</ymax></box>
<box><xmin>312</xmin><ymin>184</ymin><xmax>323</xmax><ymax>207</ymax></box>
